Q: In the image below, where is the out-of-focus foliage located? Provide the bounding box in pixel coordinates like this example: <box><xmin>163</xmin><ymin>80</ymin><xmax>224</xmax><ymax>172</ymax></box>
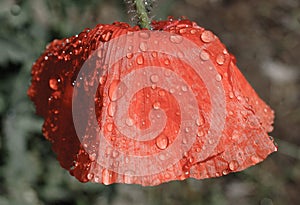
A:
<box><xmin>0</xmin><ymin>0</ymin><xmax>299</xmax><ymax>205</ymax></box>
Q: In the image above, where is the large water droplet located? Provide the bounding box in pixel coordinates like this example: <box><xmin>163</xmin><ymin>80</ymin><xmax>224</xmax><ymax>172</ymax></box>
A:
<box><xmin>201</xmin><ymin>30</ymin><xmax>214</xmax><ymax>43</ymax></box>
<box><xmin>156</xmin><ymin>135</ymin><xmax>169</xmax><ymax>150</ymax></box>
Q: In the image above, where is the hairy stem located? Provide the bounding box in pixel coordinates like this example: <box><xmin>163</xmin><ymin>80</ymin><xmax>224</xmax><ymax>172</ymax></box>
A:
<box><xmin>125</xmin><ymin>0</ymin><xmax>153</xmax><ymax>29</ymax></box>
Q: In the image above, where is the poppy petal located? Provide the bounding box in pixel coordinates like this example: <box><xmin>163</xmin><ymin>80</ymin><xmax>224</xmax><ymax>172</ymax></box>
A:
<box><xmin>28</xmin><ymin>19</ymin><xmax>277</xmax><ymax>186</ymax></box>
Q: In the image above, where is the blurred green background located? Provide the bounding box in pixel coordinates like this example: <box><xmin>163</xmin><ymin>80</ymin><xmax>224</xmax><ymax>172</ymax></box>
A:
<box><xmin>0</xmin><ymin>0</ymin><xmax>299</xmax><ymax>204</ymax></box>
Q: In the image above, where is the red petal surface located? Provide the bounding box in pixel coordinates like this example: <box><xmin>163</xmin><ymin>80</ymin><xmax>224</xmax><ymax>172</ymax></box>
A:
<box><xmin>28</xmin><ymin>18</ymin><xmax>277</xmax><ymax>186</ymax></box>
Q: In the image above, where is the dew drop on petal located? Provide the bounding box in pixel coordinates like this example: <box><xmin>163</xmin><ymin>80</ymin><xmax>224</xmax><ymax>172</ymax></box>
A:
<box><xmin>164</xmin><ymin>58</ymin><xmax>170</xmax><ymax>65</ymax></box>
<box><xmin>106</xmin><ymin>123</ymin><xmax>113</xmax><ymax>132</ymax></box>
<box><xmin>169</xmin><ymin>35</ymin><xmax>183</xmax><ymax>44</ymax></box>
<box><xmin>200</xmin><ymin>50</ymin><xmax>210</xmax><ymax>61</ymax></box>
<box><xmin>151</xmin><ymin>51</ymin><xmax>157</xmax><ymax>58</ymax></box>
<box><xmin>177</xmin><ymin>51</ymin><xmax>184</xmax><ymax>58</ymax></box>
<box><xmin>158</xmin><ymin>90</ymin><xmax>166</xmax><ymax>96</ymax></box>
<box><xmin>201</xmin><ymin>30</ymin><xmax>214</xmax><ymax>43</ymax></box>
<box><xmin>152</xmin><ymin>101</ymin><xmax>161</xmax><ymax>110</ymax></box>
<box><xmin>108</xmin><ymin>80</ymin><xmax>127</xmax><ymax>101</ymax></box>
<box><xmin>125</xmin><ymin>118</ymin><xmax>134</xmax><ymax>127</ymax></box>
<box><xmin>99</xmin><ymin>76</ymin><xmax>106</xmax><ymax>85</ymax></box>
<box><xmin>126</xmin><ymin>52</ymin><xmax>133</xmax><ymax>59</ymax></box>
<box><xmin>139</xmin><ymin>31</ymin><xmax>150</xmax><ymax>39</ymax></box>
<box><xmin>136</xmin><ymin>55</ymin><xmax>144</xmax><ymax>65</ymax></box>
<box><xmin>87</xmin><ymin>173</ymin><xmax>94</xmax><ymax>180</ymax></box>
<box><xmin>229</xmin><ymin>160</ymin><xmax>239</xmax><ymax>171</ymax></box>
<box><xmin>150</xmin><ymin>74</ymin><xmax>159</xmax><ymax>83</ymax></box>
<box><xmin>49</xmin><ymin>77</ymin><xmax>61</xmax><ymax>91</ymax></box>
<box><xmin>139</xmin><ymin>42</ymin><xmax>147</xmax><ymax>51</ymax></box>
<box><xmin>215</xmin><ymin>74</ymin><xmax>222</xmax><ymax>81</ymax></box>
<box><xmin>156</xmin><ymin>135</ymin><xmax>169</xmax><ymax>150</ymax></box>
<box><xmin>216</xmin><ymin>54</ymin><xmax>225</xmax><ymax>65</ymax></box>
<box><xmin>251</xmin><ymin>155</ymin><xmax>261</xmax><ymax>163</ymax></box>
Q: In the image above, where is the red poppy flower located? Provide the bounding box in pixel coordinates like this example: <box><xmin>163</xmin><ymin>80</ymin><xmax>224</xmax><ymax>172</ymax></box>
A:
<box><xmin>28</xmin><ymin>18</ymin><xmax>277</xmax><ymax>186</ymax></box>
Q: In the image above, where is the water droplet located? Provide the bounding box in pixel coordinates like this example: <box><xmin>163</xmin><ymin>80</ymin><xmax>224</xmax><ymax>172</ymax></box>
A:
<box><xmin>215</xmin><ymin>74</ymin><xmax>222</xmax><ymax>81</ymax></box>
<box><xmin>190</xmin><ymin>29</ymin><xmax>197</xmax><ymax>34</ymax></box>
<box><xmin>152</xmin><ymin>101</ymin><xmax>160</xmax><ymax>110</ymax></box>
<box><xmin>229</xmin><ymin>92</ymin><xmax>234</xmax><ymax>99</ymax></box>
<box><xmin>151</xmin><ymin>51</ymin><xmax>157</xmax><ymax>58</ymax></box>
<box><xmin>201</xmin><ymin>30</ymin><xmax>214</xmax><ymax>43</ymax></box>
<box><xmin>108</xmin><ymin>102</ymin><xmax>116</xmax><ymax>117</ymax></box>
<box><xmin>44</xmin><ymin>56</ymin><xmax>48</xmax><ymax>60</ymax></box>
<box><xmin>169</xmin><ymin>88</ymin><xmax>175</xmax><ymax>94</ymax></box>
<box><xmin>106</xmin><ymin>123</ymin><xmax>113</xmax><ymax>132</ymax></box>
<box><xmin>102</xmin><ymin>169</ymin><xmax>112</xmax><ymax>185</ymax></box>
<box><xmin>49</xmin><ymin>77</ymin><xmax>62</xmax><ymax>91</ymax></box>
<box><xmin>208</xmin><ymin>138</ymin><xmax>215</xmax><ymax>144</ymax></box>
<box><xmin>229</xmin><ymin>160</ymin><xmax>239</xmax><ymax>171</ymax></box>
<box><xmin>87</xmin><ymin>173</ymin><xmax>94</xmax><ymax>180</ymax></box>
<box><xmin>158</xmin><ymin>153</ymin><xmax>166</xmax><ymax>161</ymax></box>
<box><xmin>101</xmin><ymin>31</ymin><xmax>112</xmax><ymax>42</ymax></box>
<box><xmin>125</xmin><ymin>118</ymin><xmax>134</xmax><ymax>127</ymax></box>
<box><xmin>251</xmin><ymin>155</ymin><xmax>260</xmax><ymax>163</ymax></box>
<box><xmin>108</xmin><ymin>80</ymin><xmax>127</xmax><ymax>101</ymax></box>
<box><xmin>197</xmin><ymin>130</ymin><xmax>204</xmax><ymax>137</ymax></box>
<box><xmin>112</xmin><ymin>150</ymin><xmax>119</xmax><ymax>158</ymax></box>
<box><xmin>164</xmin><ymin>58</ymin><xmax>170</xmax><ymax>65</ymax></box>
<box><xmin>150</xmin><ymin>74</ymin><xmax>159</xmax><ymax>83</ymax></box>
<box><xmin>200</xmin><ymin>50</ymin><xmax>210</xmax><ymax>61</ymax></box>
<box><xmin>164</xmin><ymin>69</ymin><xmax>171</xmax><ymax>77</ymax></box>
<box><xmin>181</xmin><ymin>85</ymin><xmax>188</xmax><ymax>92</ymax></box>
<box><xmin>126</xmin><ymin>52</ymin><xmax>133</xmax><ymax>59</ymax></box>
<box><xmin>169</xmin><ymin>35</ymin><xmax>183</xmax><ymax>44</ymax></box>
<box><xmin>179</xmin><ymin>28</ymin><xmax>187</xmax><ymax>34</ymax></box>
<box><xmin>183</xmin><ymin>126</ymin><xmax>190</xmax><ymax>133</ymax></box>
<box><xmin>156</xmin><ymin>135</ymin><xmax>169</xmax><ymax>150</ymax></box>
<box><xmin>222</xmin><ymin>169</ymin><xmax>229</xmax><ymax>175</ymax></box>
<box><xmin>139</xmin><ymin>31</ymin><xmax>150</xmax><ymax>39</ymax></box>
<box><xmin>139</xmin><ymin>42</ymin><xmax>147</xmax><ymax>51</ymax></box>
<box><xmin>136</xmin><ymin>55</ymin><xmax>144</xmax><ymax>65</ymax></box>
<box><xmin>99</xmin><ymin>76</ymin><xmax>106</xmax><ymax>85</ymax></box>
<box><xmin>158</xmin><ymin>90</ymin><xmax>166</xmax><ymax>96</ymax></box>
<box><xmin>177</xmin><ymin>51</ymin><xmax>184</xmax><ymax>58</ymax></box>
<box><xmin>195</xmin><ymin>116</ymin><xmax>205</xmax><ymax>126</ymax></box>
<box><xmin>216</xmin><ymin>54</ymin><xmax>225</xmax><ymax>65</ymax></box>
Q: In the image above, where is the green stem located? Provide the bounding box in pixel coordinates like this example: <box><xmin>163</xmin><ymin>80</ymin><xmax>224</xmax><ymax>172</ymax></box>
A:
<box><xmin>135</xmin><ymin>0</ymin><xmax>151</xmax><ymax>29</ymax></box>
